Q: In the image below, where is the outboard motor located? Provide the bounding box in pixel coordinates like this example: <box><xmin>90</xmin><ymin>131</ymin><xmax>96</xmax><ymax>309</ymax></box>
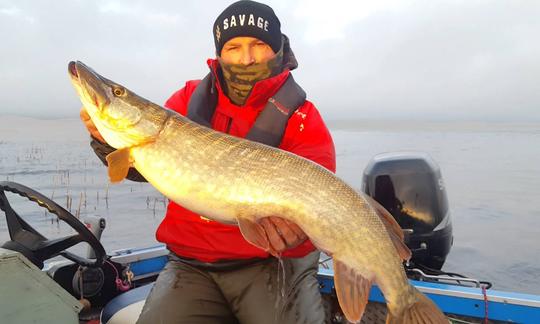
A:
<box><xmin>362</xmin><ymin>152</ymin><xmax>452</xmax><ymax>270</ymax></box>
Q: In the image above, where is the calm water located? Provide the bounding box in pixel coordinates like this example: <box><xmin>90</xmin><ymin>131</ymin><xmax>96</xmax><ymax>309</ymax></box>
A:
<box><xmin>0</xmin><ymin>119</ymin><xmax>539</xmax><ymax>294</ymax></box>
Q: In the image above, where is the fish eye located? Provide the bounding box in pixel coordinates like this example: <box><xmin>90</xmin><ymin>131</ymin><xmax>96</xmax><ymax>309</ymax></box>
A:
<box><xmin>113</xmin><ymin>87</ymin><xmax>125</xmax><ymax>97</ymax></box>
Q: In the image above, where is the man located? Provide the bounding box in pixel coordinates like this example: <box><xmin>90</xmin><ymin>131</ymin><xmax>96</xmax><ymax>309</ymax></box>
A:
<box><xmin>81</xmin><ymin>1</ymin><xmax>335</xmax><ymax>323</ymax></box>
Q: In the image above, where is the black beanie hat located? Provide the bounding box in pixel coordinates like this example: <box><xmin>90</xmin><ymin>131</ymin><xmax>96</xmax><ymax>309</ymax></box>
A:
<box><xmin>213</xmin><ymin>0</ymin><xmax>282</xmax><ymax>55</ymax></box>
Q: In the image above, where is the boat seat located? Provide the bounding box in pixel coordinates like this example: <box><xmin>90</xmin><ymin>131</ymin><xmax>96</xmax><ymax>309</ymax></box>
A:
<box><xmin>101</xmin><ymin>283</ymin><xmax>153</xmax><ymax>324</ymax></box>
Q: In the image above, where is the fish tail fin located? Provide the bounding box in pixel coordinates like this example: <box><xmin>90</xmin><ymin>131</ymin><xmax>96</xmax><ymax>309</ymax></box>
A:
<box><xmin>386</xmin><ymin>287</ymin><xmax>448</xmax><ymax>324</ymax></box>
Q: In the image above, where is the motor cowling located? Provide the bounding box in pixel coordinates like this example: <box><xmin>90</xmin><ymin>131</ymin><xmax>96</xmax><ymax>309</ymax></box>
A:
<box><xmin>362</xmin><ymin>152</ymin><xmax>453</xmax><ymax>270</ymax></box>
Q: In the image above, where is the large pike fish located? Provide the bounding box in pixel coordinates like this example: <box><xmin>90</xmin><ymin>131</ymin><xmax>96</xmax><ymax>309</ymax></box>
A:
<box><xmin>68</xmin><ymin>61</ymin><xmax>447</xmax><ymax>323</ymax></box>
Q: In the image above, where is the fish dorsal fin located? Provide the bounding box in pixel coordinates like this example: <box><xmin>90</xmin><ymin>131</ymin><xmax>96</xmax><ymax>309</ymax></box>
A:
<box><xmin>387</xmin><ymin>230</ymin><xmax>412</xmax><ymax>261</ymax></box>
<box><xmin>363</xmin><ymin>193</ymin><xmax>404</xmax><ymax>240</ymax></box>
<box><xmin>333</xmin><ymin>258</ymin><xmax>372</xmax><ymax>323</ymax></box>
<box><xmin>105</xmin><ymin>148</ymin><xmax>131</xmax><ymax>183</ymax></box>
<box><xmin>363</xmin><ymin>194</ymin><xmax>412</xmax><ymax>261</ymax></box>
<box><xmin>237</xmin><ymin>218</ymin><xmax>270</xmax><ymax>251</ymax></box>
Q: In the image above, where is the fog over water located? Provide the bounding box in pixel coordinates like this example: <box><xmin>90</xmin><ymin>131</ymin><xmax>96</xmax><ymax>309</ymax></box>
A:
<box><xmin>1</xmin><ymin>0</ymin><xmax>539</xmax><ymax>121</ymax></box>
<box><xmin>0</xmin><ymin>117</ymin><xmax>539</xmax><ymax>295</ymax></box>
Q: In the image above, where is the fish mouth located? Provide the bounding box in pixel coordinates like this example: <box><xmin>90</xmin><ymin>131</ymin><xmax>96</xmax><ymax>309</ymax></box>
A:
<box><xmin>68</xmin><ymin>61</ymin><xmax>78</xmax><ymax>78</ymax></box>
<box><xmin>68</xmin><ymin>61</ymin><xmax>111</xmax><ymax>110</ymax></box>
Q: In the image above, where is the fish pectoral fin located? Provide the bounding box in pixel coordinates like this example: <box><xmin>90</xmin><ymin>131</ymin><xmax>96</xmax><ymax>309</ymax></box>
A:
<box><xmin>105</xmin><ymin>148</ymin><xmax>131</xmax><ymax>183</ymax></box>
<box><xmin>333</xmin><ymin>259</ymin><xmax>373</xmax><ymax>323</ymax></box>
<box><xmin>363</xmin><ymin>194</ymin><xmax>412</xmax><ymax>261</ymax></box>
<box><xmin>237</xmin><ymin>218</ymin><xmax>270</xmax><ymax>251</ymax></box>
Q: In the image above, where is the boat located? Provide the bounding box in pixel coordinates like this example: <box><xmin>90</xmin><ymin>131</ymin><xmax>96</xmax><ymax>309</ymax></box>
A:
<box><xmin>1</xmin><ymin>152</ymin><xmax>539</xmax><ymax>323</ymax></box>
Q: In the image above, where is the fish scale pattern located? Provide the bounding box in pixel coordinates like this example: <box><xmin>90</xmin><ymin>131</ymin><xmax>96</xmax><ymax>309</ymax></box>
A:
<box><xmin>131</xmin><ymin>113</ymin><xmax>413</xmax><ymax>314</ymax></box>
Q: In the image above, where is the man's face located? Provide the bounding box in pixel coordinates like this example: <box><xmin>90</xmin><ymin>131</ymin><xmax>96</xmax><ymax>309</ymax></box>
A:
<box><xmin>220</xmin><ymin>36</ymin><xmax>275</xmax><ymax>65</ymax></box>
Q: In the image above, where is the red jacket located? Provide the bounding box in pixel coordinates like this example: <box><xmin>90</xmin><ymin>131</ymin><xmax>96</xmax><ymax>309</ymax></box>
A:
<box><xmin>155</xmin><ymin>59</ymin><xmax>336</xmax><ymax>262</ymax></box>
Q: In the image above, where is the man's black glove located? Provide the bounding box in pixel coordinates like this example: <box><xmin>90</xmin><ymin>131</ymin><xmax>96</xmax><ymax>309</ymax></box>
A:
<box><xmin>90</xmin><ymin>137</ymin><xmax>147</xmax><ymax>183</ymax></box>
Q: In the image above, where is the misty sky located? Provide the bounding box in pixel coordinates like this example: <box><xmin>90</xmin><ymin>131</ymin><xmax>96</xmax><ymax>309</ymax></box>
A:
<box><xmin>0</xmin><ymin>0</ymin><xmax>539</xmax><ymax>121</ymax></box>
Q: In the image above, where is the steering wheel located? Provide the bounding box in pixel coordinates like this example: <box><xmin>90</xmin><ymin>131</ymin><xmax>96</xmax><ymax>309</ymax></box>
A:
<box><xmin>0</xmin><ymin>181</ymin><xmax>106</xmax><ymax>269</ymax></box>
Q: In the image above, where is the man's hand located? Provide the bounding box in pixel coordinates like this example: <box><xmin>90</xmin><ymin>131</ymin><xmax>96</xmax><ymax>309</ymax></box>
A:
<box><xmin>259</xmin><ymin>217</ymin><xmax>308</xmax><ymax>257</ymax></box>
<box><xmin>80</xmin><ymin>107</ymin><xmax>106</xmax><ymax>143</ymax></box>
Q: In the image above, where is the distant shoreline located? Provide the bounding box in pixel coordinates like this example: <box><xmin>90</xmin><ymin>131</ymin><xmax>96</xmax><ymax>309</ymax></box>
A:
<box><xmin>326</xmin><ymin>119</ymin><xmax>540</xmax><ymax>133</ymax></box>
<box><xmin>0</xmin><ymin>115</ymin><xmax>88</xmax><ymax>142</ymax></box>
<box><xmin>1</xmin><ymin>115</ymin><xmax>538</xmax><ymax>142</ymax></box>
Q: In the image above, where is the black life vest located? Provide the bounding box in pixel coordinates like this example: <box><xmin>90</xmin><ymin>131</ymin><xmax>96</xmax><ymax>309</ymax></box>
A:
<box><xmin>187</xmin><ymin>72</ymin><xmax>306</xmax><ymax>148</ymax></box>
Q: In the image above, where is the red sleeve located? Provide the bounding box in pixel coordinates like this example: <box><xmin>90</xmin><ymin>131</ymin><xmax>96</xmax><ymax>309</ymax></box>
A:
<box><xmin>164</xmin><ymin>80</ymin><xmax>201</xmax><ymax>116</ymax></box>
<box><xmin>279</xmin><ymin>101</ymin><xmax>336</xmax><ymax>173</ymax></box>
